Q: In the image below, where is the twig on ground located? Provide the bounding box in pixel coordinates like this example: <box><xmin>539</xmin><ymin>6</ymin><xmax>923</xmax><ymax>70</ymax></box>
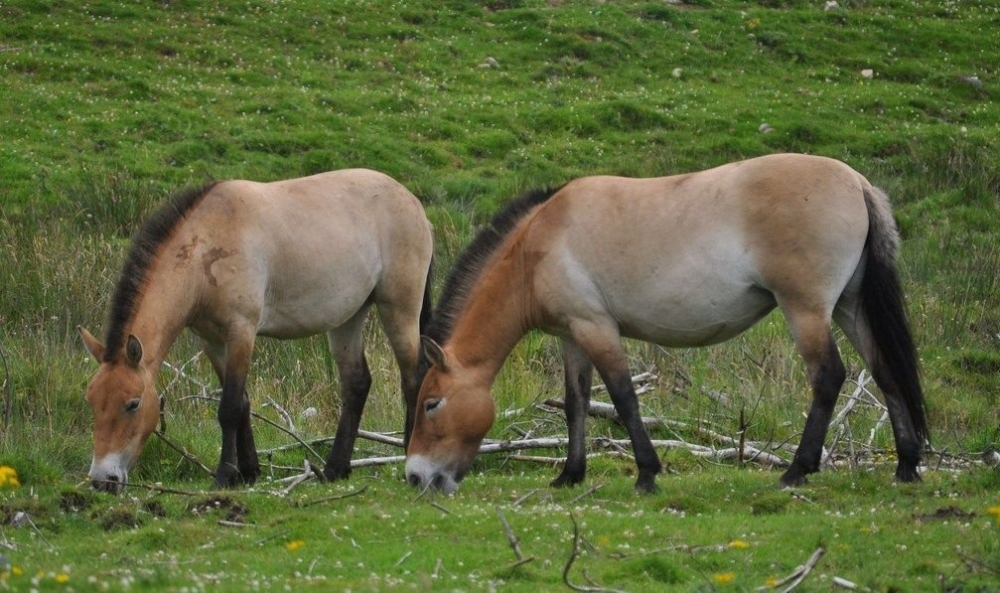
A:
<box><xmin>394</xmin><ymin>551</ymin><xmax>412</xmax><ymax>568</ymax></box>
<box><xmin>562</xmin><ymin>513</ymin><xmax>626</xmax><ymax>593</ymax></box>
<box><xmin>154</xmin><ymin>429</ymin><xmax>215</xmax><ymax>476</ymax></box>
<box><xmin>264</xmin><ymin>396</ymin><xmax>295</xmax><ymax>432</ymax></box>
<box><xmin>512</xmin><ymin>489</ymin><xmax>538</xmax><ymax>507</ymax></box>
<box><xmin>765</xmin><ymin>546</ymin><xmax>825</xmax><ymax>592</ymax></box>
<box><xmin>357</xmin><ymin>429</ymin><xmax>407</xmax><ymax>448</ymax></box>
<box><xmin>496</xmin><ymin>507</ymin><xmax>534</xmax><ymax>567</ymax></box>
<box><xmin>350</xmin><ymin>455</ymin><xmax>405</xmax><ymax>468</ymax></box>
<box><xmin>275</xmin><ymin>460</ymin><xmax>314</xmax><ymax>496</ymax></box>
<box><xmin>218</xmin><ymin>520</ymin><xmax>252</xmax><ymax>528</ymax></box>
<box><xmin>430</xmin><ymin>500</ymin><xmax>451</xmax><ymax>515</ymax></box>
<box><xmin>298</xmin><ymin>485</ymin><xmax>369</xmax><ymax>508</ymax></box>
<box><xmin>567</xmin><ymin>484</ymin><xmax>604</xmax><ymax>505</ymax></box>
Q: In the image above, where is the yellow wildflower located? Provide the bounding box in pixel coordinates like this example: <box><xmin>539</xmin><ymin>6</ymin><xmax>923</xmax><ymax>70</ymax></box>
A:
<box><xmin>12</xmin><ymin>567</ymin><xmax>23</xmax><ymax>576</ymax></box>
<box><xmin>728</xmin><ymin>539</ymin><xmax>751</xmax><ymax>550</ymax></box>
<box><xmin>285</xmin><ymin>540</ymin><xmax>305</xmax><ymax>552</ymax></box>
<box><xmin>987</xmin><ymin>506</ymin><xmax>1000</xmax><ymax>524</ymax></box>
<box><xmin>713</xmin><ymin>572</ymin><xmax>736</xmax><ymax>585</ymax></box>
<box><xmin>0</xmin><ymin>466</ymin><xmax>20</xmax><ymax>490</ymax></box>
<box><xmin>55</xmin><ymin>573</ymin><xmax>70</xmax><ymax>584</ymax></box>
<box><xmin>765</xmin><ymin>576</ymin><xmax>779</xmax><ymax>588</ymax></box>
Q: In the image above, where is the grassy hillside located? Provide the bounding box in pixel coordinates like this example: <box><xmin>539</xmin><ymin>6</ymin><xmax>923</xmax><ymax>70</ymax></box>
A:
<box><xmin>1</xmin><ymin>0</ymin><xmax>998</xmax><ymax>589</ymax></box>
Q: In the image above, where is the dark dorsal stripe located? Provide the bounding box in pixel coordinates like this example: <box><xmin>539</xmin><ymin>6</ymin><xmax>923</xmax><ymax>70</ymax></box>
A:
<box><xmin>424</xmin><ymin>185</ymin><xmax>563</xmax><ymax>346</ymax></box>
<box><xmin>102</xmin><ymin>182</ymin><xmax>218</xmax><ymax>362</ymax></box>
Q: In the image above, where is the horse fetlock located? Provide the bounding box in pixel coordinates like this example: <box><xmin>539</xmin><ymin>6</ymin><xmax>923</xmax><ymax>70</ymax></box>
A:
<box><xmin>323</xmin><ymin>463</ymin><xmax>351</xmax><ymax>482</ymax></box>
<box><xmin>894</xmin><ymin>463</ymin><xmax>922</xmax><ymax>483</ymax></box>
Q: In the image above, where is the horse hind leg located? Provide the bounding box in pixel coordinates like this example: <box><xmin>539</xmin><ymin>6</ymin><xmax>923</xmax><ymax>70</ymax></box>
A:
<box><xmin>780</xmin><ymin>311</ymin><xmax>847</xmax><ymax>487</ymax></box>
<box><xmin>551</xmin><ymin>339</ymin><xmax>594</xmax><ymax>488</ymax></box>
<box><xmin>834</xmin><ymin>303</ymin><xmax>923</xmax><ymax>482</ymax></box>
<box><xmin>322</xmin><ymin>308</ymin><xmax>373</xmax><ymax>482</ymax></box>
<box><xmin>373</xmin><ymin>291</ymin><xmax>425</xmax><ymax>450</ymax></box>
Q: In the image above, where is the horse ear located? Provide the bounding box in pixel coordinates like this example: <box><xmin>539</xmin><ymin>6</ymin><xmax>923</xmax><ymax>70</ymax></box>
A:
<box><xmin>420</xmin><ymin>336</ymin><xmax>449</xmax><ymax>372</ymax></box>
<box><xmin>78</xmin><ymin>326</ymin><xmax>105</xmax><ymax>362</ymax></box>
<box><xmin>125</xmin><ymin>334</ymin><xmax>144</xmax><ymax>368</ymax></box>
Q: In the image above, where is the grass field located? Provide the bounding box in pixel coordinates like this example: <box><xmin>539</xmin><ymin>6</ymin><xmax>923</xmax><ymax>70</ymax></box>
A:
<box><xmin>2</xmin><ymin>0</ymin><xmax>999</xmax><ymax>589</ymax></box>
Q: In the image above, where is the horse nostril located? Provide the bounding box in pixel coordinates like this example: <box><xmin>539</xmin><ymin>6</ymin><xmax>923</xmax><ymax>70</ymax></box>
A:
<box><xmin>407</xmin><ymin>473</ymin><xmax>421</xmax><ymax>488</ymax></box>
<box><xmin>432</xmin><ymin>474</ymin><xmax>445</xmax><ymax>490</ymax></box>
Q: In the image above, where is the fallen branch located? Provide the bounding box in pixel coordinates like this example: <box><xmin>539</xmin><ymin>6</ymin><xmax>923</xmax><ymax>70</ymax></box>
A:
<box><xmin>297</xmin><ymin>485</ymin><xmax>369</xmax><ymax>508</ymax></box>
<box><xmin>496</xmin><ymin>507</ymin><xmax>534</xmax><ymax>568</ymax></box>
<box><xmin>563</xmin><ymin>513</ymin><xmax>626</xmax><ymax>593</ymax></box>
<box><xmin>154</xmin><ymin>429</ymin><xmax>214</xmax><ymax>477</ymax></box>
<box><xmin>764</xmin><ymin>546</ymin><xmax>825</xmax><ymax>592</ymax></box>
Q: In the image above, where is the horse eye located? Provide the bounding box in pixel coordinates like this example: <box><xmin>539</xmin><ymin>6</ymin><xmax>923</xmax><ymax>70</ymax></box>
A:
<box><xmin>124</xmin><ymin>399</ymin><xmax>141</xmax><ymax>413</ymax></box>
<box><xmin>424</xmin><ymin>398</ymin><xmax>443</xmax><ymax>415</ymax></box>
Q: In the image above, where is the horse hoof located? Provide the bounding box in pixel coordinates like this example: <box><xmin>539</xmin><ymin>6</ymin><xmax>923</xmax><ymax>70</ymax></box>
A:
<box><xmin>634</xmin><ymin>477</ymin><xmax>659</xmax><ymax>494</ymax></box>
<box><xmin>550</xmin><ymin>471</ymin><xmax>584</xmax><ymax>488</ymax></box>
<box><xmin>779</xmin><ymin>470</ymin><xmax>808</xmax><ymax>488</ymax></box>
<box><xmin>895</xmin><ymin>467</ymin><xmax>922</xmax><ymax>483</ymax></box>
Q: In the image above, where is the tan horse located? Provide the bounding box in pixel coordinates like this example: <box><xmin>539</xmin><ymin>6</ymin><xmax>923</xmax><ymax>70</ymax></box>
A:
<box><xmin>406</xmin><ymin>153</ymin><xmax>926</xmax><ymax>494</ymax></box>
<box><xmin>80</xmin><ymin>169</ymin><xmax>433</xmax><ymax>493</ymax></box>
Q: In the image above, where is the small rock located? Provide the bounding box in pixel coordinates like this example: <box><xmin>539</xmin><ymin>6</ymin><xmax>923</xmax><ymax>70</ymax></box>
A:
<box><xmin>824</xmin><ymin>1</ymin><xmax>840</xmax><ymax>11</ymax></box>
<box><xmin>962</xmin><ymin>75</ymin><xmax>982</xmax><ymax>89</ymax></box>
<box><xmin>478</xmin><ymin>56</ymin><xmax>500</xmax><ymax>69</ymax></box>
<box><xmin>301</xmin><ymin>407</ymin><xmax>318</xmax><ymax>419</ymax></box>
<box><xmin>758</xmin><ymin>122</ymin><xmax>774</xmax><ymax>134</ymax></box>
<box><xmin>671</xmin><ymin>67</ymin><xmax>683</xmax><ymax>78</ymax></box>
<box><xmin>861</xmin><ymin>69</ymin><xmax>874</xmax><ymax>79</ymax></box>
<box><xmin>11</xmin><ymin>511</ymin><xmax>30</xmax><ymax>528</ymax></box>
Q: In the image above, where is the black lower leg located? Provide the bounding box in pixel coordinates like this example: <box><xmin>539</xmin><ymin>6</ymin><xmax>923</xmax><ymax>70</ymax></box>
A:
<box><xmin>324</xmin><ymin>357</ymin><xmax>372</xmax><ymax>481</ymax></box>
<box><xmin>781</xmin><ymin>341</ymin><xmax>845</xmax><ymax>487</ymax></box>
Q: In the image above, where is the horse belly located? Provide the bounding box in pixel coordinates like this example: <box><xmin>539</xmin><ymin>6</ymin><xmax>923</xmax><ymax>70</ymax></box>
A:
<box><xmin>615</xmin><ymin>281</ymin><xmax>776</xmax><ymax>347</ymax></box>
<box><xmin>257</xmin><ymin>247</ymin><xmax>382</xmax><ymax>339</ymax></box>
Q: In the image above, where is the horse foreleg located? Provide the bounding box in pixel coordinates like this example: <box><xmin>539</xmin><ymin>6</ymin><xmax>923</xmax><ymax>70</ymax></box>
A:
<box><xmin>572</xmin><ymin>321</ymin><xmax>662</xmax><ymax>493</ymax></box>
<box><xmin>323</xmin><ymin>318</ymin><xmax>372</xmax><ymax>481</ymax></box>
<box><xmin>210</xmin><ymin>331</ymin><xmax>261</xmax><ymax>488</ymax></box>
<box><xmin>551</xmin><ymin>340</ymin><xmax>593</xmax><ymax>488</ymax></box>
<box><xmin>781</xmin><ymin>328</ymin><xmax>846</xmax><ymax>487</ymax></box>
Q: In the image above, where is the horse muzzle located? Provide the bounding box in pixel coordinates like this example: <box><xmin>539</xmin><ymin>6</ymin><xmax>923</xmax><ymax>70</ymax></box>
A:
<box><xmin>405</xmin><ymin>454</ymin><xmax>462</xmax><ymax>495</ymax></box>
<box><xmin>89</xmin><ymin>454</ymin><xmax>129</xmax><ymax>494</ymax></box>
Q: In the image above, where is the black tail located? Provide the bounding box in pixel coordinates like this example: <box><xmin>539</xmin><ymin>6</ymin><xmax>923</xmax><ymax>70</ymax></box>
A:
<box><xmin>419</xmin><ymin>257</ymin><xmax>434</xmax><ymax>338</ymax></box>
<box><xmin>861</xmin><ymin>187</ymin><xmax>928</xmax><ymax>444</ymax></box>
<box><xmin>416</xmin><ymin>258</ymin><xmax>435</xmax><ymax>383</ymax></box>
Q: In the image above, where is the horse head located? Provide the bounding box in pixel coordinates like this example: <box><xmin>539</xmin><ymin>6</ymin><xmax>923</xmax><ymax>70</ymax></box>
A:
<box><xmin>405</xmin><ymin>337</ymin><xmax>495</xmax><ymax>494</ymax></box>
<box><xmin>79</xmin><ymin>327</ymin><xmax>160</xmax><ymax>494</ymax></box>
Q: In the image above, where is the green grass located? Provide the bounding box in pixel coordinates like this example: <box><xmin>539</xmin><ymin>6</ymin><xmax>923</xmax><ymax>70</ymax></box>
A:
<box><xmin>2</xmin><ymin>0</ymin><xmax>999</xmax><ymax>589</ymax></box>
<box><xmin>3</xmin><ymin>468</ymin><xmax>1000</xmax><ymax>590</ymax></box>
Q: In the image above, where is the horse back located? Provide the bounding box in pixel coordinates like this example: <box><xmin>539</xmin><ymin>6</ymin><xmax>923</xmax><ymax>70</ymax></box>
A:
<box><xmin>518</xmin><ymin>154</ymin><xmax>873</xmax><ymax>346</ymax></box>
<box><xmin>163</xmin><ymin>169</ymin><xmax>432</xmax><ymax>339</ymax></box>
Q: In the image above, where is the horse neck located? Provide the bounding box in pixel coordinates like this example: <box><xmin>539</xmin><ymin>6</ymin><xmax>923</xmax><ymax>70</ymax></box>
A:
<box><xmin>447</xmin><ymin>250</ymin><xmax>534</xmax><ymax>384</ymax></box>
<box><xmin>123</xmin><ymin>272</ymin><xmax>197</xmax><ymax>371</ymax></box>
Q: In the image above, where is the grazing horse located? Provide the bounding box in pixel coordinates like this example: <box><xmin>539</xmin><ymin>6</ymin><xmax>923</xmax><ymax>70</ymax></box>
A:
<box><xmin>80</xmin><ymin>169</ymin><xmax>434</xmax><ymax>493</ymax></box>
<box><xmin>406</xmin><ymin>153</ymin><xmax>926</xmax><ymax>494</ymax></box>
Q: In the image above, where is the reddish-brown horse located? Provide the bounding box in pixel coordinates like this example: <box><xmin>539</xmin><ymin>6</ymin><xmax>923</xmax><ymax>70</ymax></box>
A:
<box><xmin>406</xmin><ymin>153</ymin><xmax>926</xmax><ymax>493</ymax></box>
<box><xmin>80</xmin><ymin>169</ymin><xmax>433</xmax><ymax>493</ymax></box>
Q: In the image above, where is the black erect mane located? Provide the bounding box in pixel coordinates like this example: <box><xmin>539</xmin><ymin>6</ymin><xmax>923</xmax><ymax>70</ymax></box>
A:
<box><xmin>424</xmin><ymin>186</ymin><xmax>563</xmax><ymax>347</ymax></box>
<box><xmin>102</xmin><ymin>182</ymin><xmax>219</xmax><ymax>362</ymax></box>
